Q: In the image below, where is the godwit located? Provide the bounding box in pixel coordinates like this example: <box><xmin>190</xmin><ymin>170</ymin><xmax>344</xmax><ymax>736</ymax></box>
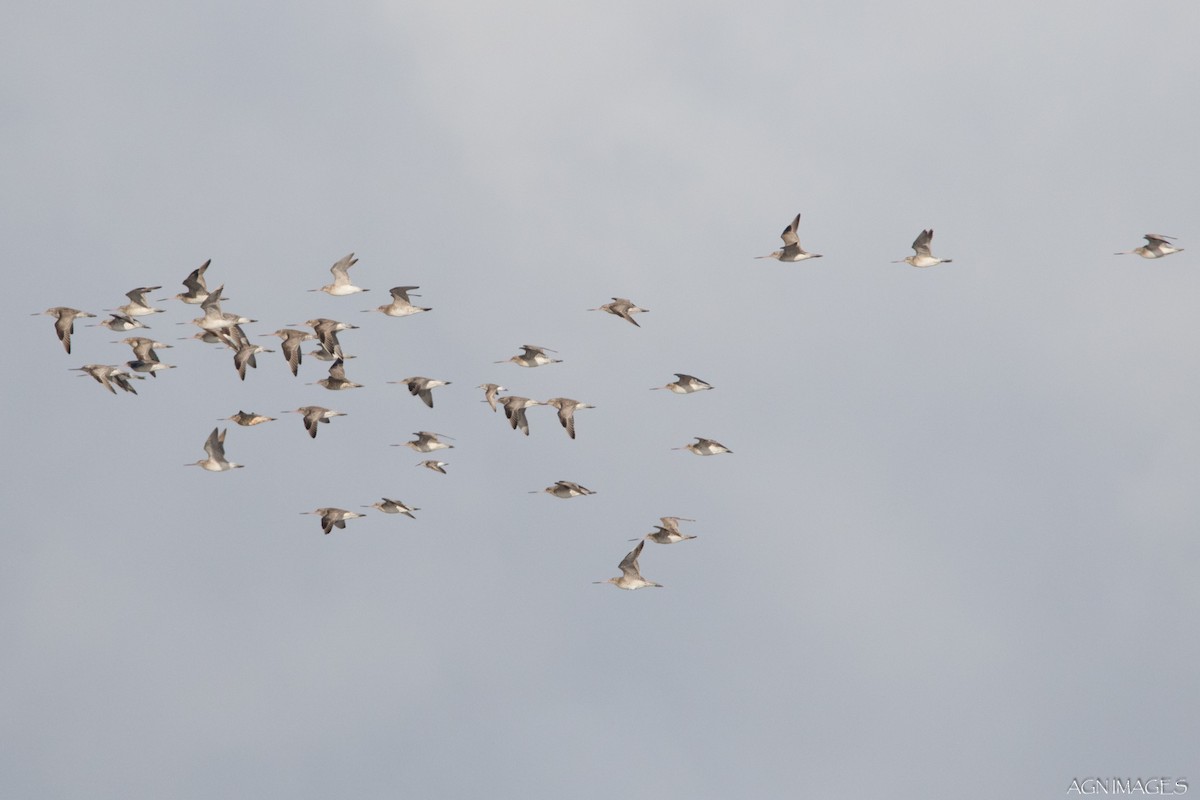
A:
<box><xmin>300</xmin><ymin>318</ymin><xmax>357</xmax><ymax>359</ymax></box>
<box><xmin>498</xmin><ymin>396</ymin><xmax>544</xmax><ymax>436</ymax></box>
<box><xmin>234</xmin><ymin>343</ymin><xmax>273</xmax><ymax>381</ymax></box>
<box><xmin>186</xmin><ymin>427</ymin><xmax>243</xmax><ymax>471</ymax></box>
<box><xmin>652</xmin><ymin>373</ymin><xmax>713</xmax><ymax>394</ymax></box>
<box><xmin>390</xmin><ymin>376</ymin><xmax>451</xmax><ymax>408</ymax></box>
<box><xmin>115</xmin><ymin>286</ymin><xmax>165</xmax><ymax>317</ymax></box>
<box><xmin>312</xmin><ymin>358</ymin><xmax>362</xmax><ymax>390</ymax></box>
<box><xmin>394</xmin><ymin>431</ymin><xmax>454</xmax><ymax>453</ymax></box>
<box><xmin>190</xmin><ymin>286</ymin><xmax>239</xmax><ymax>340</ymax></box>
<box><xmin>477</xmin><ymin>383</ymin><xmax>506</xmax><ymax>411</ymax></box>
<box><xmin>125</xmin><ymin>359</ymin><xmax>175</xmax><ymax>378</ymax></box>
<box><xmin>594</xmin><ymin>541</ymin><xmax>662</xmax><ymax>590</ymax></box>
<box><xmin>311</xmin><ymin>253</ymin><xmax>368</xmax><ymax>296</ymax></box>
<box><xmin>368</xmin><ymin>286</ymin><xmax>430</xmax><ymax>316</ymax></box>
<box><xmin>96</xmin><ymin>313</ymin><xmax>148</xmax><ymax>332</ymax></box>
<box><xmin>222</xmin><ymin>411</ymin><xmax>276</xmax><ymax>426</ymax></box>
<box><xmin>1115</xmin><ymin>234</ymin><xmax>1184</xmax><ymax>259</ymax></box>
<box><xmin>73</xmin><ymin>364</ymin><xmax>142</xmax><ymax>395</ymax></box>
<box><xmin>364</xmin><ymin>498</ymin><xmax>420</xmax><ymax>518</ymax></box>
<box><xmin>756</xmin><ymin>213</ymin><xmax>822</xmax><ymax>262</ymax></box>
<box><xmin>633</xmin><ymin>517</ymin><xmax>698</xmax><ymax>544</ymax></box>
<box><xmin>673</xmin><ymin>437</ymin><xmax>732</xmax><ymax>456</ymax></box>
<box><xmin>496</xmin><ymin>345</ymin><xmax>561</xmax><ymax>368</ymax></box>
<box><xmin>894</xmin><ymin>229</ymin><xmax>953</xmax><ymax>268</ymax></box>
<box><xmin>167</xmin><ymin>260</ymin><xmax>212</xmax><ymax>304</ymax></box>
<box><xmin>544</xmin><ymin>397</ymin><xmax>594</xmax><ymax>440</ymax></box>
<box><xmin>34</xmin><ymin>307</ymin><xmax>94</xmax><ymax>353</ymax></box>
<box><xmin>308</xmin><ymin>343</ymin><xmax>354</xmax><ymax>362</ymax></box>
<box><xmin>589</xmin><ymin>297</ymin><xmax>649</xmax><ymax>327</ymax></box>
<box><xmin>417</xmin><ymin>460</ymin><xmax>449</xmax><ymax>474</ymax></box>
<box><xmin>118</xmin><ymin>336</ymin><xmax>171</xmax><ymax>364</ymax></box>
<box><xmin>285</xmin><ymin>406</ymin><xmax>346</xmax><ymax>438</ymax></box>
<box><xmin>530</xmin><ymin>480</ymin><xmax>595</xmax><ymax>498</ymax></box>
<box><xmin>302</xmin><ymin>507</ymin><xmax>364</xmax><ymax>534</ymax></box>
<box><xmin>262</xmin><ymin>329</ymin><xmax>314</xmax><ymax>376</ymax></box>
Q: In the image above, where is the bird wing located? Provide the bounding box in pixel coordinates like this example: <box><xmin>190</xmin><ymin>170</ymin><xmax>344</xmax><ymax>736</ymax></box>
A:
<box><xmin>329</xmin><ymin>253</ymin><xmax>357</xmax><ymax>284</ymax></box>
<box><xmin>780</xmin><ymin>214</ymin><xmax>801</xmax><ymax>246</ymax></box>
<box><xmin>182</xmin><ymin>260</ymin><xmax>211</xmax><ymax>293</ymax></box>
<box><xmin>618</xmin><ymin>541</ymin><xmax>645</xmax><ymax>578</ymax></box>
<box><xmin>911</xmin><ymin>229</ymin><xmax>933</xmax><ymax>257</ymax></box>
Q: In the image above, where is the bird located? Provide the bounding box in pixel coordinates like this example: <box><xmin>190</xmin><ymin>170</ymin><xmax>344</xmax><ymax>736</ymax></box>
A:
<box><xmin>495</xmin><ymin>345</ymin><xmax>561</xmax><ymax>368</ymax></box>
<box><xmin>125</xmin><ymin>359</ymin><xmax>175</xmax><ymax>378</ymax></box>
<box><xmin>167</xmin><ymin>260</ymin><xmax>213</xmax><ymax>304</ymax></box>
<box><xmin>262</xmin><ymin>328</ymin><xmax>315</xmax><ymax>376</ymax></box>
<box><xmin>285</xmin><ymin>406</ymin><xmax>346</xmax><ymax>439</ymax></box>
<box><xmin>477</xmin><ymin>383</ymin><xmax>506</xmax><ymax>411</ymax></box>
<box><xmin>497</xmin><ymin>396</ymin><xmax>544</xmax><ymax>436</ymax></box>
<box><xmin>367</xmin><ymin>286</ymin><xmax>430</xmax><ymax>316</ymax></box>
<box><xmin>894</xmin><ymin>229</ymin><xmax>953</xmax><ymax>268</ymax></box>
<box><xmin>312</xmin><ymin>358</ymin><xmax>363</xmax><ymax>391</ymax></box>
<box><xmin>232</xmin><ymin>343</ymin><xmax>272</xmax><ymax>380</ymax></box>
<box><xmin>633</xmin><ymin>517</ymin><xmax>698</xmax><ymax>544</ymax></box>
<box><xmin>1115</xmin><ymin>234</ymin><xmax>1184</xmax><ymax>259</ymax></box>
<box><xmin>302</xmin><ymin>507</ymin><xmax>364</xmax><ymax>534</ymax></box>
<box><xmin>756</xmin><ymin>213</ymin><xmax>822</xmax><ymax>261</ymax></box>
<box><xmin>589</xmin><ymin>297</ymin><xmax>649</xmax><ymax>327</ymax></box>
<box><xmin>34</xmin><ymin>307</ymin><xmax>95</xmax><ymax>353</ymax></box>
<box><xmin>308</xmin><ymin>343</ymin><xmax>353</xmax><ymax>362</ymax></box>
<box><xmin>416</xmin><ymin>460</ymin><xmax>448</xmax><ymax>474</ymax></box>
<box><xmin>393</xmin><ymin>431</ymin><xmax>454</xmax><ymax>453</ymax></box>
<box><xmin>673</xmin><ymin>437</ymin><xmax>732</xmax><ymax>456</ymax></box>
<box><xmin>118</xmin><ymin>336</ymin><xmax>171</xmax><ymax>364</ymax></box>
<box><xmin>72</xmin><ymin>364</ymin><xmax>142</xmax><ymax>395</ymax></box>
<box><xmin>190</xmin><ymin>286</ymin><xmax>246</xmax><ymax>343</ymax></box>
<box><xmin>594</xmin><ymin>541</ymin><xmax>662</xmax><ymax>590</ymax></box>
<box><xmin>544</xmin><ymin>397</ymin><xmax>594</xmax><ymax>439</ymax></box>
<box><xmin>364</xmin><ymin>498</ymin><xmax>420</xmax><ymax>518</ymax></box>
<box><xmin>114</xmin><ymin>286</ymin><xmax>165</xmax><ymax>317</ymax></box>
<box><xmin>390</xmin><ymin>376</ymin><xmax>450</xmax><ymax>408</ymax></box>
<box><xmin>530</xmin><ymin>480</ymin><xmax>595</xmax><ymax>498</ymax></box>
<box><xmin>222</xmin><ymin>411</ymin><xmax>276</xmax><ymax>426</ymax></box>
<box><xmin>652</xmin><ymin>373</ymin><xmax>713</xmax><ymax>394</ymax></box>
<box><xmin>95</xmin><ymin>313</ymin><xmax>148</xmax><ymax>332</ymax></box>
<box><xmin>310</xmin><ymin>252</ymin><xmax>368</xmax><ymax>295</ymax></box>
<box><xmin>300</xmin><ymin>318</ymin><xmax>357</xmax><ymax>359</ymax></box>
<box><xmin>186</xmin><ymin>427</ymin><xmax>243</xmax><ymax>471</ymax></box>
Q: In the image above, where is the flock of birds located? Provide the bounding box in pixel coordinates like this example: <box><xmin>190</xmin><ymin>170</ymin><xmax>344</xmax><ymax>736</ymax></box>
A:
<box><xmin>35</xmin><ymin>221</ymin><xmax>1186</xmax><ymax>589</ymax></box>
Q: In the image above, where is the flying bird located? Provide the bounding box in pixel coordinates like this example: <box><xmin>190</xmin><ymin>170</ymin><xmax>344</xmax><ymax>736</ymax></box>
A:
<box><xmin>368</xmin><ymin>286</ymin><xmax>430</xmax><ymax>316</ymax></box>
<box><xmin>311</xmin><ymin>252</ymin><xmax>368</xmax><ymax>295</ymax></box>
<box><xmin>652</xmin><ymin>373</ymin><xmax>713</xmax><ymax>394</ymax></box>
<box><xmin>365</xmin><ymin>498</ymin><xmax>420</xmax><ymax>518</ymax></box>
<box><xmin>756</xmin><ymin>213</ymin><xmax>822</xmax><ymax>262</ymax></box>
<box><xmin>530</xmin><ymin>481</ymin><xmax>595</xmax><ymax>499</ymax></box>
<box><xmin>633</xmin><ymin>517</ymin><xmax>698</xmax><ymax>544</ymax></box>
<box><xmin>34</xmin><ymin>307</ymin><xmax>95</xmax><ymax>353</ymax></box>
<box><xmin>285</xmin><ymin>406</ymin><xmax>346</xmax><ymax>439</ymax></box>
<box><xmin>544</xmin><ymin>397</ymin><xmax>595</xmax><ymax>440</ymax></box>
<box><xmin>303</xmin><ymin>507</ymin><xmax>364</xmax><ymax>534</ymax></box>
<box><xmin>673</xmin><ymin>437</ymin><xmax>732</xmax><ymax>456</ymax></box>
<box><xmin>498</xmin><ymin>396</ymin><xmax>544</xmax><ymax>436</ymax></box>
<box><xmin>186</xmin><ymin>427</ymin><xmax>243</xmax><ymax>471</ymax></box>
<box><xmin>1115</xmin><ymin>233</ymin><xmax>1184</xmax><ymax>259</ymax></box>
<box><xmin>894</xmin><ymin>229</ymin><xmax>953</xmax><ymax>268</ymax></box>
<box><xmin>393</xmin><ymin>431</ymin><xmax>454</xmax><ymax>453</ymax></box>
<box><xmin>589</xmin><ymin>297</ymin><xmax>649</xmax><ymax>327</ymax></box>
<box><xmin>390</xmin><ymin>376</ymin><xmax>451</xmax><ymax>408</ymax></box>
<box><xmin>495</xmin><ymin>345</ymin><xmax>561</xmax><ymax>368</ymax></box>
<box><xmin>594</xmin><ymin>541</ymin><xmax>662</xmax><ymax>590</ymax></box>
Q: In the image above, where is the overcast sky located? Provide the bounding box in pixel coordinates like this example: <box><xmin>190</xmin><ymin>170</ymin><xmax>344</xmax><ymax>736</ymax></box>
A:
<box><xmin>3</xmin><ymin>1</ymin><xmax>1198</xmax><ymax>798</ymax></box>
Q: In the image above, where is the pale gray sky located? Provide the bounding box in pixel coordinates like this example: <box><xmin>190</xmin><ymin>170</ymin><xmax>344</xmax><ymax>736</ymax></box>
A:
<box><xmin>3</xmin><ymin>1</ymin><xmax>1198</xmax><ymax>798</ymax></box>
